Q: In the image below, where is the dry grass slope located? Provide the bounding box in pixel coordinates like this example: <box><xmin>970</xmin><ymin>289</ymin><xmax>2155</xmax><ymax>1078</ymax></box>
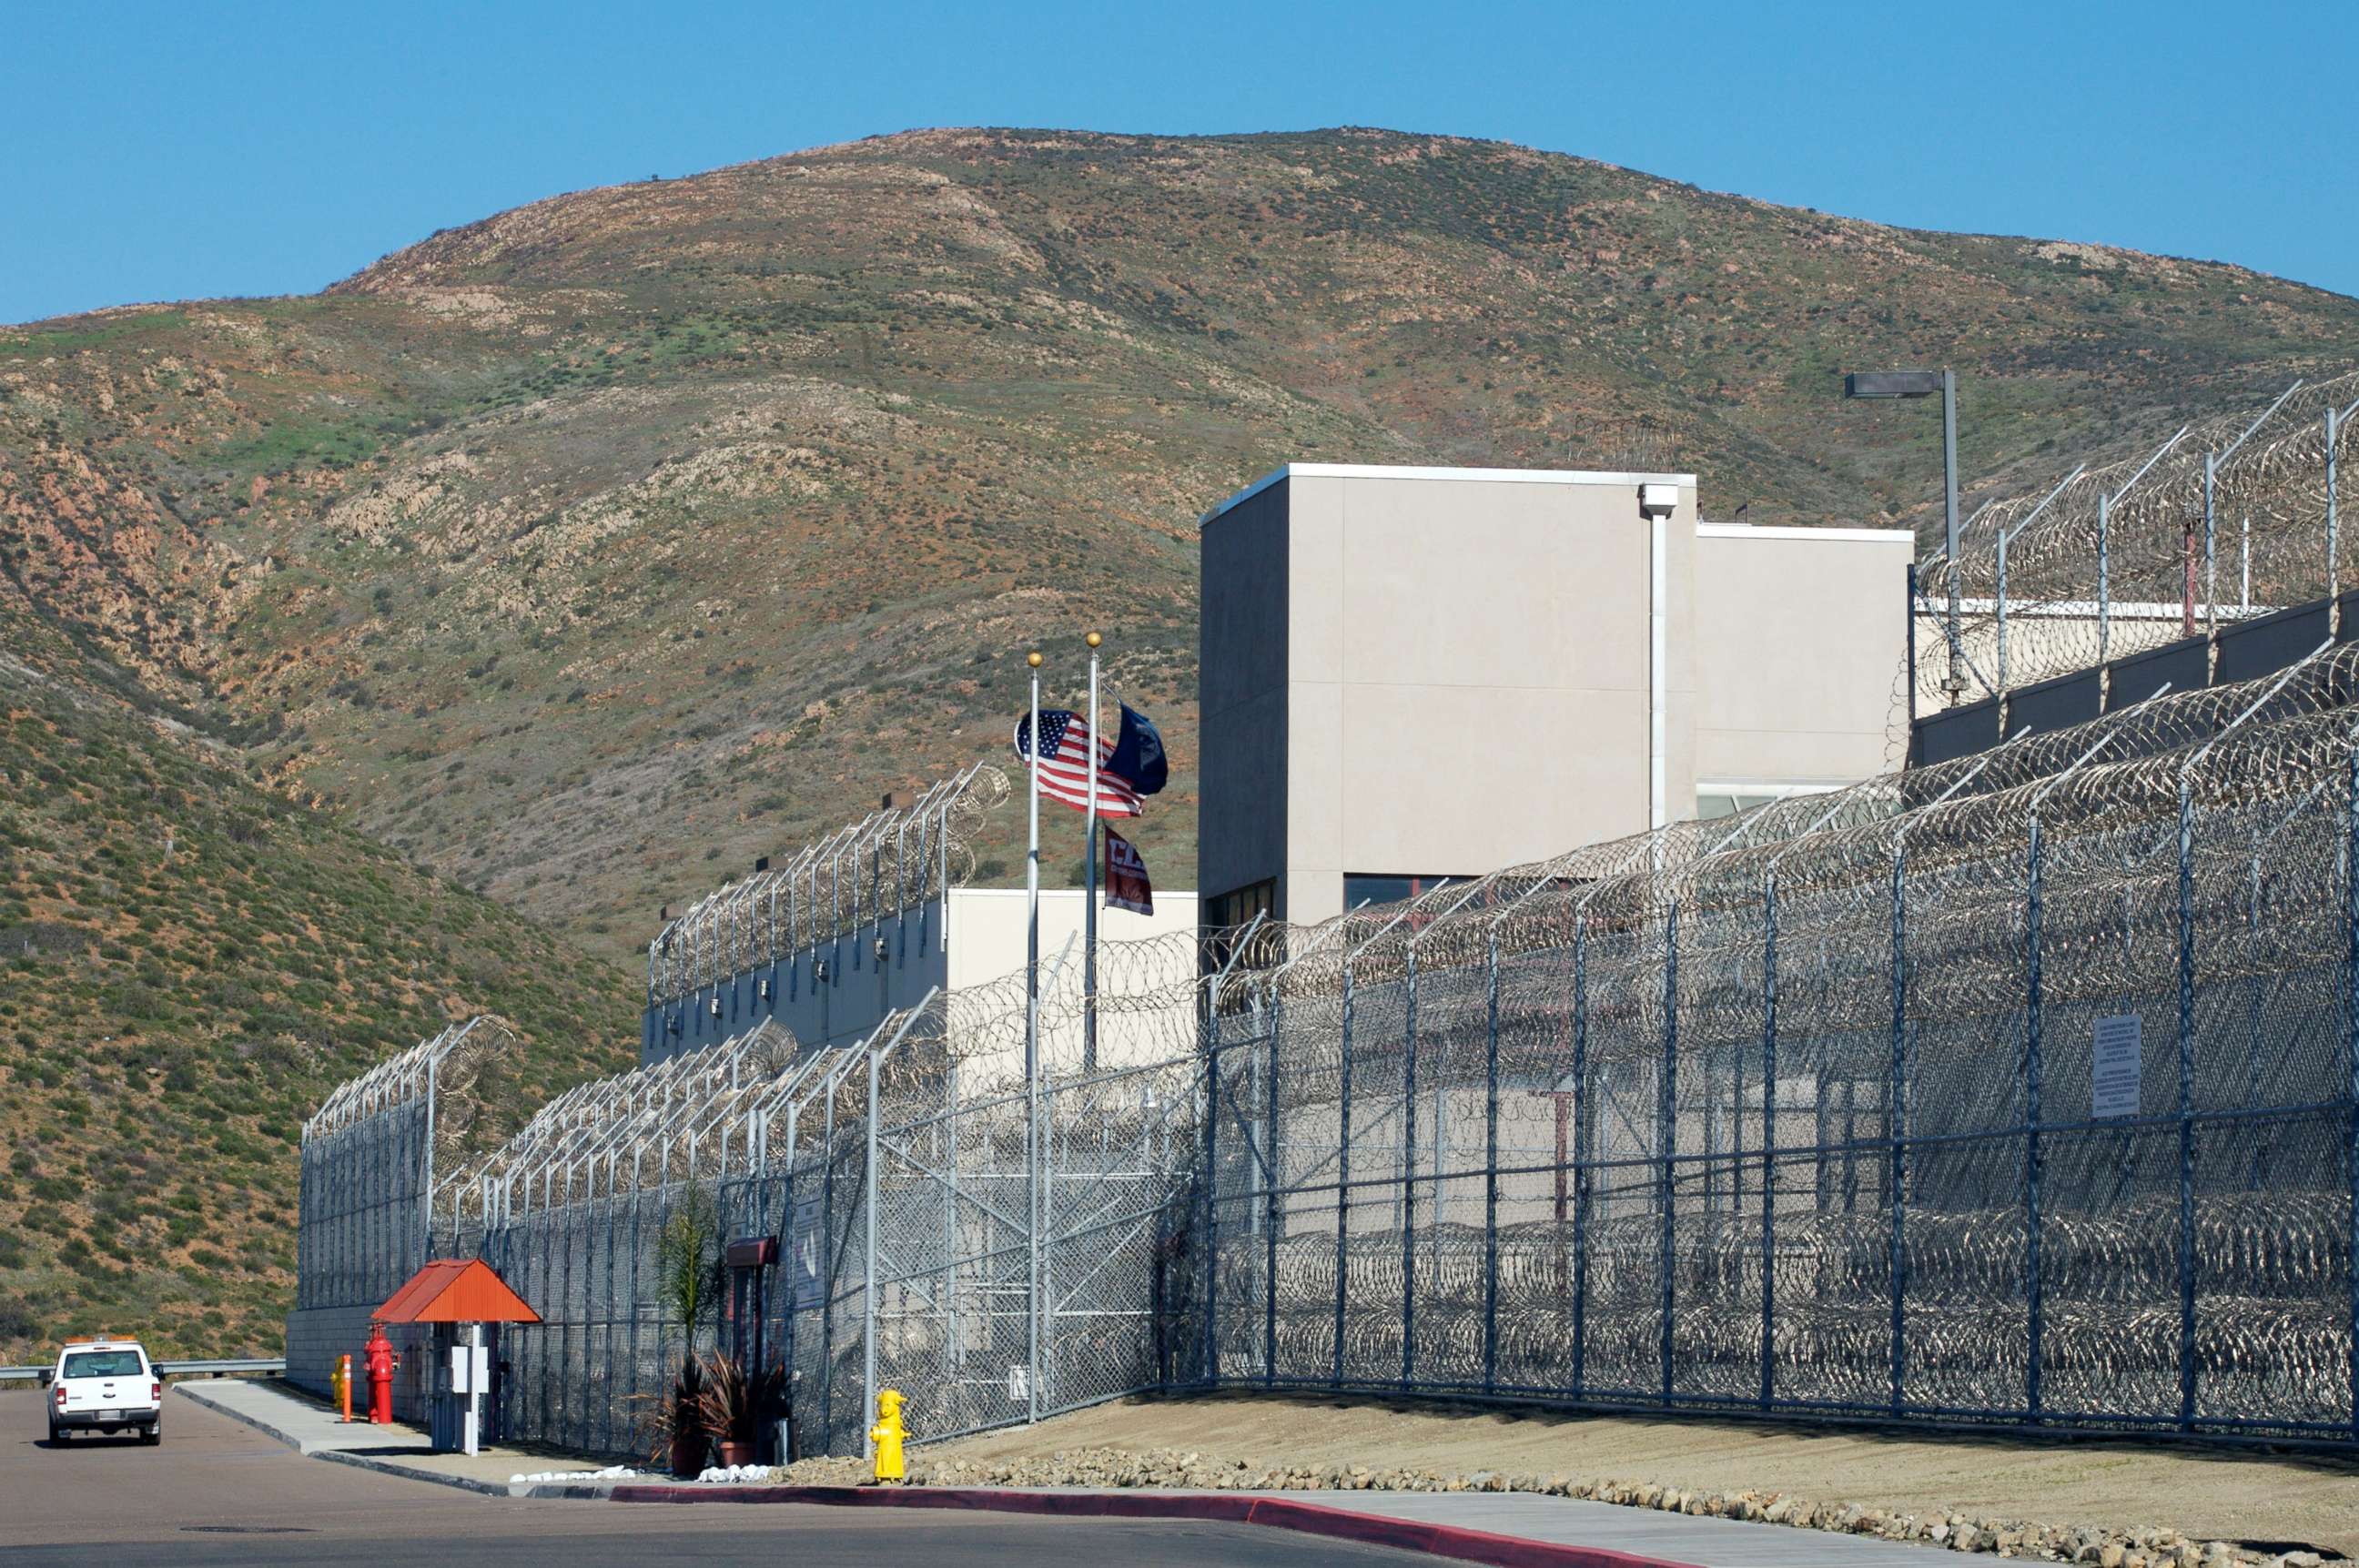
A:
<box><xmin>4</xmin><ymin>127</ymin><xmax>2356</xmax><ymax>969</ymax></box>
<box><xmin>0</xmin><ymin>578</ymin><xmax>635</xmax><ymax>1361</ymax></box>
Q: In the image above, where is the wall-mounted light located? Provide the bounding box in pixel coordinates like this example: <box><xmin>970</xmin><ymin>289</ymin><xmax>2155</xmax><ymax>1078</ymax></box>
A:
<box><xmin>1637</xmin><ymin>482</ymin><xmax>1679</xmax><ymax>520</ymax></box>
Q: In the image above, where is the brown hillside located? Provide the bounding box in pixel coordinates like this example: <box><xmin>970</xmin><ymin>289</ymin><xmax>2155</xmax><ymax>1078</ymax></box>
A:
<box><xmin>5</xmin><ymin>126</ymin><xmax>2356</xmax><ymax>969</ymax></box>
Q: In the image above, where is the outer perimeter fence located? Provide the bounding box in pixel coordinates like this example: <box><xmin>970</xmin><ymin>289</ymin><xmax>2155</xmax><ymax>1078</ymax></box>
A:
<box><xmin>1202</xmin><ymin>642</ymin><xmax>2359</xmax><ymax>1440</ymax></box>
<box><xmin>416</xmin><ymin>935</ymin><xmax>1209</xmax><ymax>1459</ymax></box>
<box><xmin>289</xmin><ymin>1018</ymin><xmax>520</xmax><ymax>1416</ymax></box>
<box><xmin>300</xmin><ymin>643</ymin><xmax>2359</xmax><ymax>1453</ymax></box>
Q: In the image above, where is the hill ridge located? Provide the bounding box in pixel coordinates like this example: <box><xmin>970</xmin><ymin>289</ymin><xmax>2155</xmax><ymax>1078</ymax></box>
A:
<box><xmin>5</xmin><ymin>123</ymin><xmax>2356</xmax><ymax>982</ymax></box>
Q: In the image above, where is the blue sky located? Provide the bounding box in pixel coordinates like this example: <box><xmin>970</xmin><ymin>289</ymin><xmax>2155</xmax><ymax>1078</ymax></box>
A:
<box><xmin>3</xmin><ymin>0</ymin><xmax>2352</xmax><ymax>326</ymax></box>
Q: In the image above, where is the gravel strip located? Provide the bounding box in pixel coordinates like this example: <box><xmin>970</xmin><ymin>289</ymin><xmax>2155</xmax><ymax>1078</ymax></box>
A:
<box><xmin>715</xmin><ymin>1444</ymin><xmax>2347</xmax><ymax>1568</ymax></box>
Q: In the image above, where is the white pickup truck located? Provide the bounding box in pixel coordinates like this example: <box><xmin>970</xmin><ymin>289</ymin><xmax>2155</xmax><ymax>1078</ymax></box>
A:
<box><xmin>46</xmin><ymin>1338</ymin><xmax>163</xmax><ymax>1444</ymax></box>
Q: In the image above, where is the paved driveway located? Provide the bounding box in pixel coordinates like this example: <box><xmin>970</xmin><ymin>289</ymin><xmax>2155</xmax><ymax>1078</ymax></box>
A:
<box><xmin>0</xmin><ymin>1387</ymin><xmax>1422</xmax><ymax>1567</ymax></box>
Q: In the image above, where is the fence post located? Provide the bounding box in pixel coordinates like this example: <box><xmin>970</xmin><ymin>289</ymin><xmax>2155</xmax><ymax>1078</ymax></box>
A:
<box><xmin>2176</xmin><ymin>778</ymin><xmax>2199</xmax><ymax>1430</ymax></box>
<box><xmin>1263</xmin><ymin>976</ymin><xmax>1281</xmax><ymax>1387</ymax></box>
<box><xmin>1571</xmin><ymin>915</ymin><xmax>1591</xmax><ymax>1399</ymax></box>
<box><xmin>943</xmin><ymin>1062</ymin><xmax>962</xmax><ymax>1421</ymax></box>
<box><xmin>2203</xmin><ymin>451</ymin><xmax>2218</xmax><ymax>642</ymax></box>
<box><xmin>2346</xmin><ymin>733</ymin><xmax>2359</xmax><ymax>1441</ymax></box>
<box><xmin>1888</xmin><ymin>841</ymin><xmax>1909</xmax><ymax>1416</ymax></box>
<box><xmin>821</xmin><ymin>1070</ymin><xmax>838</xmax><ymax>1445</ymax></box>
<box><xmin>1483</xmin><ymin>927</ymin><xmax>1502</xmax><ymax>1393</ymax></box>
<box><xmin>1200</xmin><ymin>1000</ymin><xmax>1220</xmax><ymax>1389</ymax></box>
<box><xmin>628</xmin><ymin>1176</ymin><xmax>643</xmax><ymax>1456</ymax></box>
<box><xmin>1659</xmin><ymin>897</ymin><xmax>1679</xmax><ymax>1405</ymax></box>
<box><xmin>2025</xmin><ymin>812</ymin><xmax>2047</xmax><ymax>1422</ymax></box>
<box><xmin>2328</xmin><ymin>407</ymin><xmax>2342</xmax><ymax>630</ymax></box>
<box><xmin>420</xmin><ymin>1057</ymin><xmax>438</xmax><ymax>1285</ymax></box>
<box><xmin>2098</xmin><ymin>492</ymin><xmax>2111</xmax><ymax>673</ymax></box>
<box><xmin>1996</xmin><ymin>529</ymin><xmax>2009</xmax><ymax>694</ymax></box>
<box><xmin>1402</xmin><ymin>936</ymin><xmax>1421</xmax><ymax>1390</ymax></box>
<box><xmin>1336</xmin><ymin>960</ymin><xmax>1354</xmax><ymax>1386</ymax></box>
<box><xmin>862</xmin><ymin>1036</ymin><xmax>879</xmax><ymax>1456</ymax></box>
<box><xmin>1759</xmin><ymin>875</ymin><xmax>1778</xmax><ymax>1410</ymax></box>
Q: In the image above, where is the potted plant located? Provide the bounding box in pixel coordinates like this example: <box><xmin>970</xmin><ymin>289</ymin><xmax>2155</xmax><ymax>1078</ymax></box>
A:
<box><xmin>645</xmin><ymin>1354</ymin><xmax>705</xmax><ymax>1478</ymax></box>
<box><xmin>695</xmin><ymin>1352</ymin><xmax>787</xmax><ymax>1467</ymax></box>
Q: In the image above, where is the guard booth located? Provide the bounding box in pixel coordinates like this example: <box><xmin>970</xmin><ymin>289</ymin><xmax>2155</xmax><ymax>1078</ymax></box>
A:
<box><xmin>374</xmin><ymin>1259</ymin><xmax>541</xmax><ymax>1456</ymax></box>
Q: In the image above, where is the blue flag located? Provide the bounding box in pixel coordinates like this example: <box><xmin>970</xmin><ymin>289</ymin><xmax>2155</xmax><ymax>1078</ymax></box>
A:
<box><xmin>1103</xmin><ymin>703</ymin><xmax>1168</xmax><ymax>796</ymax></box>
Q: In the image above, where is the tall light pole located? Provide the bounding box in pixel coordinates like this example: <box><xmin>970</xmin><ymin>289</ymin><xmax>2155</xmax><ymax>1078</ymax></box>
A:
<box><xmin>1847</xmin><ymin>369</ymin><xmax>1962</xmax><ymax>706</ymax></box>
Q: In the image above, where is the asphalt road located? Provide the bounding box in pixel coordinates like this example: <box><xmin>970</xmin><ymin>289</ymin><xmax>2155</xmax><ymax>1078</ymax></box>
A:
<box><xmin>0</xmin><ymin>1387</ymin><xmax>1422</xmax><ymax>1567</ymax></box>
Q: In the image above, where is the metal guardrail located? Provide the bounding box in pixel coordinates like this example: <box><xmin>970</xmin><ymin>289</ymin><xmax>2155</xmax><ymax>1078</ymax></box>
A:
<box><xmin>0</xmin><ymin>1358</ymin><xmax>284</xmax><ymax>1383</ymax></box>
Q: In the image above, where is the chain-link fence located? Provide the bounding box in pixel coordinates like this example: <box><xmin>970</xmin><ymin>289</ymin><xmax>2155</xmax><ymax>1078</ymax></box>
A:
<box><xmin>289</xmin><ymin>1018</ymin><xmax>521</xmax><ymax>1409</ymax></box>
<box><xmin>397</xmin><ymin>932</ymin><xmax>1208</xmax><ymax>1461</ymax></box>
<box><xmin>1917</xmin><ymin>371</ymin><xmax>2356</xmax><ymax>718</ymax></box>
<box><xmin>644</xmin><ymin>765</ymin><xmax>1009</xmax><ymax>1032</ymax></box>
<box><xmin>299</xmin><ymin>644</ymin><xmax>2359</xmax><ymax>1453</ymax></box>
<box><xmin>1200</xmin><ymin>644</ymin><xmax>2359</xmax><ymax>1439</ymax></box>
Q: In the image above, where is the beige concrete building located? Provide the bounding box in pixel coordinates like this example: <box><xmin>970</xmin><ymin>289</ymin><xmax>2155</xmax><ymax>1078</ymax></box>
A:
<box><xmin>1199</xmin><ymin>463</ymin><xmax>1912</xmax><ymax>928</ymax></box>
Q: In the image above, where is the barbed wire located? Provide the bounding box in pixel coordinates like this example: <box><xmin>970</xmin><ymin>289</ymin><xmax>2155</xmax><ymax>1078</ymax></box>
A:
<box><xmin>1916</xmin><ymin>369</ymin><xmax>2358</xmax><ymax>714</ymax></box>
<box><xmin>644</xmin><ymin>764</ymin><xmax>1010</xmax><ymax>1007</ymax></box>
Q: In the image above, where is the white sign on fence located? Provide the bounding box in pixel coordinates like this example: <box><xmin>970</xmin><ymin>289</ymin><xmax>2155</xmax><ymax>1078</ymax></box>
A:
<box><xmin>789</xmin><ymin>1196</ymin><xmax>824</xmax><ymax>1310</ymax></box>
<box><xmin>2091</xmin><ymin>1015</ymin><xmax>2142</xmax><ymax>1119</ymax></box>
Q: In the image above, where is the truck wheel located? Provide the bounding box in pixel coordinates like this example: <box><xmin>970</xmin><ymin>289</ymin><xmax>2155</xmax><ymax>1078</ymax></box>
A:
<box><xmin>142</xmin><ymin>1424</ymin><xmax>161</xmax><ymax>1446</ymax></box>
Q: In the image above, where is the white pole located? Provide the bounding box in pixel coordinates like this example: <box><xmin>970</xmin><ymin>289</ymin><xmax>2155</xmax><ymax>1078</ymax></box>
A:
<box><xmin>1649</xmin><ymin>507</ymin><xmax>1667</xmax><ymax>835</ymax></box>
<box><xmin>1023</xmin><ymin>651</ymin><xmax>1042</xmax><ymax>1425</ymax></box>
<box><xmin>862</xmin><ymin>1029</ymin><xmax>879</xmax><ymax>1458</ymax></box>
<box><xmin>1025</xmin><ymin>653</ymin><xmax>1041</xmax><ymax>1085</ymax></box>
<box><xmin>464</xmin><ymin>1321</ymin><xmax>481</xmax><ymax>1456</ymax></box>
<box><xmin>1084</xmin><ymin>633</ymin><xmax>1101</xmax><ymax>1075</ymax></box>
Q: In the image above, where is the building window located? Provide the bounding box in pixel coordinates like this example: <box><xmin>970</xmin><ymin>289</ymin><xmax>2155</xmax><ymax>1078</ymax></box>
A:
<box><xmin>1206</xmin><ymin>877</ymin><xmax>1276</xmax><ymax>933</ymax></box>
<box><xmin>1341</xmin><ymin>873</ymin><xmax>1463</xmax><ymax>910</ymax></box>
<box><xmin>1694</xmin><ymin>781</ymin><xmax>1838</xmax><ymax>822</ymax></box>
<box><xmin>1203</xmin><ymin>878</ymin><xmax>1277</xmax><ymax>978</ymax></box>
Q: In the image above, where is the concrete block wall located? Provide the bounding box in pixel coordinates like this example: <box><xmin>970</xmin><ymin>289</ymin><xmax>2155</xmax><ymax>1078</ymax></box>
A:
<box><xmin>282</xmin><ymin>1305</ymin><xmax>435</xmax><ymax>1422</ymax></box>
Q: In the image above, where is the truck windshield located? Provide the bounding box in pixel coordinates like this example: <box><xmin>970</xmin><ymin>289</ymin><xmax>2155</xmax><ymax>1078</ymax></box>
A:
<box><xmin>62</xmin><ymin>1351</ymin><xmax>143</xmax><ymax>1379</ymax></box>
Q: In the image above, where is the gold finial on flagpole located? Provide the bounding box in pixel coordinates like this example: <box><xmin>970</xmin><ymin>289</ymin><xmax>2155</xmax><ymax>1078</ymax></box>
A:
<box><xmin>1085</xmin><ymin>631</ymin><xmax>1101</xmax><ymax>649</ymax></box>
<box><xmin>1026</xmin><ymin>651</ymin><xmax>1042</xmax><ymax>668</ymax></box>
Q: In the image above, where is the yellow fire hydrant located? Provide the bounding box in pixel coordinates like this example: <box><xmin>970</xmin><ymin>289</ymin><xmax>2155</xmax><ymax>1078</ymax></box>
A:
<box><xmin>868</xmin><ymin>1389</ymin><xmax>906</xmax><ymax>1482</ymax></box>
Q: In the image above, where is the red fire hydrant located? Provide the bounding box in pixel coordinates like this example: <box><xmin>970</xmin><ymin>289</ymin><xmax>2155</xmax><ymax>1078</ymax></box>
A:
<box><xmin>364</xmin><ymin>1322</ymin><xmax>397</xmax><ymax>1426</ymax></box>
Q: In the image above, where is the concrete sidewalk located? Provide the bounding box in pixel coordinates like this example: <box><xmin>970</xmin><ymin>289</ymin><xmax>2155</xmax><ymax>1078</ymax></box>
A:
<box><xmin>174</xmin><ymin>1378</ymin><xmax>631</xmax><ymax>1496</ymax></box>
<box><xmin>177</xmin><ymin>1379</ymin><xmax>1952</xmax><ymax>1566</ymax></box>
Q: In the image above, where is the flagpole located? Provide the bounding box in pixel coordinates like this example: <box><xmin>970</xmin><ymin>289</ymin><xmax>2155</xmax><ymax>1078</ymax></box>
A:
<box><xmin>1083</xmin><ymin>631</ymin><xmax>1101</xmax><ymax>1075</ymax></box>
<box><xmin>1026</xmin><ymin>650</ymin><xmax>1042</xmax><ymax>1084</ymax></box>
<box><xmin>1023</xmin><ymin>647</ymin><xmax>1042</xmax><ymax>1425</ymax></box>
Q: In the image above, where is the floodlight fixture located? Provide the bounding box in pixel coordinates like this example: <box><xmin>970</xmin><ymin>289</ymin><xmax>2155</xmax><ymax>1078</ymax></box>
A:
<box><xmin>1846</xmin><ymin>366</ymin><xmax>1964</xmax><ymax>707</ymax></box>
<box><xmin>1843</xmin><ymin>370</ymin><xmax>1944</xmax><ymax>400</ymax></box>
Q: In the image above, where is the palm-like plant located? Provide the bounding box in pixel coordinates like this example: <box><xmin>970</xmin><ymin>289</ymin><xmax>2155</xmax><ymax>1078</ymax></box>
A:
<box><xmin>694</xmin><ymin>1351</ymin><xmax>787</xmax><ymax>1452</ymax></box>
<box><xmin>641</xmin><ymin>1188</ymin><xmax>723</xmax><ymax>1471</ymax></box>
<box><xmin>639</xmin><ymin>1353</ymin><xmax>705</xmax><ymax>1471</ymax></box>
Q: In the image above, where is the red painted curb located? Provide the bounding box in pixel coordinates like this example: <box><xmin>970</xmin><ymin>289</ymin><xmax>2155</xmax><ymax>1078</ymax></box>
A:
<box><xmin>602</xmin><ymin>1482</ymin><xmax>1700</xmax><ymax>1568</ymax></box>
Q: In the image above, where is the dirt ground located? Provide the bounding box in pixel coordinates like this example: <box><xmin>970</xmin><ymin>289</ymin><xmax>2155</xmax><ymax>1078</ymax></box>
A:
<box><xmin>926</xmin><ymin>1392</ymin><xmax>2359</xmax><ymax>1559</ymax></box>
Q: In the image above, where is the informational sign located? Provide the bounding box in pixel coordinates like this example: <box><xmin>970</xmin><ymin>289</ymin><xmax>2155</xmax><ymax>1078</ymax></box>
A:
<box><xmin>449</xmin><ymin>1343</ymin><xmax>489</xmax><ymax>1395</ymax></box>
<box><xmin>789</xmin><ymin>1196</ymin><xmax>825</xmax><ymax>1311</ymax></box>
<box><xmin>1007</xmin><ymin>1364</ymin><xmax>1030</xmax><ymax>1402</ymax></box>
<box><xmin>2091</xmin><ymin>1015</ymin><xmax>2142</xmax><ymax>1119</ymax></box>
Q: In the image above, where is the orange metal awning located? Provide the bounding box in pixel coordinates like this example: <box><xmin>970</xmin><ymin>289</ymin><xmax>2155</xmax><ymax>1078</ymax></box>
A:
<box><xmin>373</xmin><ymin>1259</ymin><xmax>542</xmax><ymax>1325</ymax></box>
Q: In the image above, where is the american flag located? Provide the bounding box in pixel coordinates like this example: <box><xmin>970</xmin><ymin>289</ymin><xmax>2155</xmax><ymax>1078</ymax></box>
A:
<box><xmin>1012</xmin><ymin>709</ymin><xmax>1144</xmax><ymax>816</ymax></box>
